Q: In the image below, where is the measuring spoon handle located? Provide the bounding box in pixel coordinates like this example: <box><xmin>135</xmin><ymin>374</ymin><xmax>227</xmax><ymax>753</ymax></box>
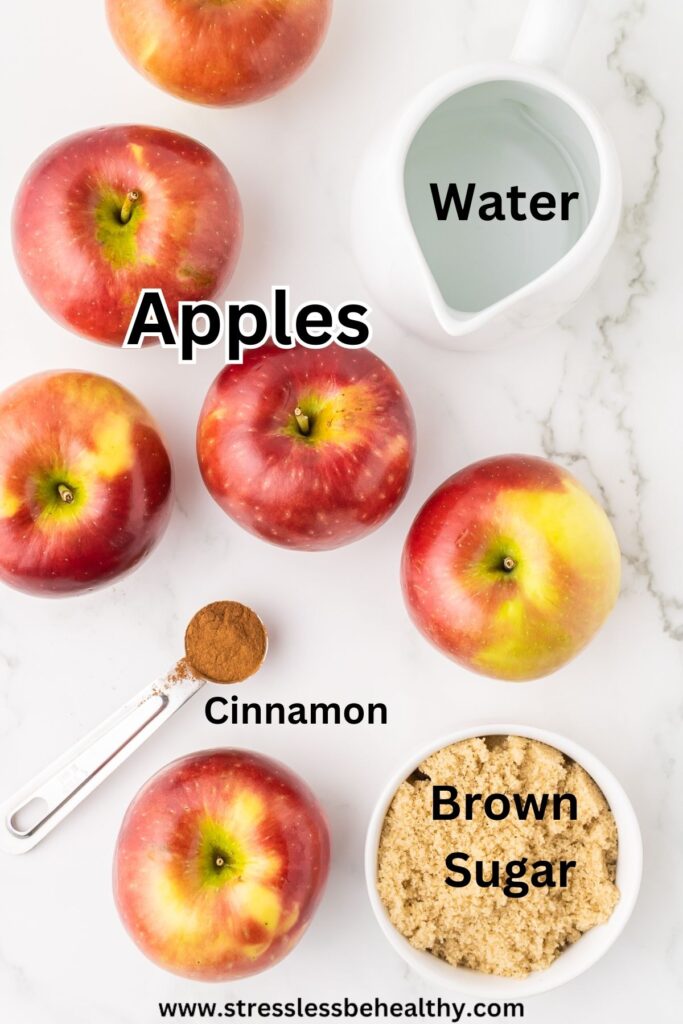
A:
<box><xmin>0</xmin><ymin>670</ymin><xmax>205</xmax><ymax>855</ymax></box>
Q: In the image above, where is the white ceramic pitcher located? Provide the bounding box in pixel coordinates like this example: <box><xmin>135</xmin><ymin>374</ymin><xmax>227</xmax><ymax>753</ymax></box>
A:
<box><xmin>352</xmin><ymin>0</ymin><xmax>621</xmax><ymax>351</ymax></box>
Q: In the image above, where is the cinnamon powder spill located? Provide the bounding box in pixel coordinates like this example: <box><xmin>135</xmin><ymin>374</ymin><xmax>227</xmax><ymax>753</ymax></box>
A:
<box><xmin>167</xmin><ymin>657</ymin><xmax>202</xmax><ymax>683</ymax></box>
<box><xmin>184</xmin><ymin>601</ymin><xmax>267</xmax><ymax>684</ymax></box>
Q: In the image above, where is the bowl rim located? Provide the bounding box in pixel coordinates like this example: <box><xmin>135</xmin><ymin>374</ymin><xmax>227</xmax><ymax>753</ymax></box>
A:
<box><xmin>365</xmin><ymin>722</ymin><xmax>643</xmax><ymax>998</ymax></box>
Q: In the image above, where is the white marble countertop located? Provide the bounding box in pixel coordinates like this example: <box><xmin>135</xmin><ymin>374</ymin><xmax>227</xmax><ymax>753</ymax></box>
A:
<box><xmin>0</xmin><ymin>1</ymin><xmax>681</xmax><ymax>1021</ymax></box>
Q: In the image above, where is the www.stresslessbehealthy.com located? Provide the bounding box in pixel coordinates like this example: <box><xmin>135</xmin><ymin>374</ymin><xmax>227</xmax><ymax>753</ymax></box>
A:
<box><xmin>158</xmin><ymin>997</ymin><xmax>524</xmax><ymax>1020</ymax></box>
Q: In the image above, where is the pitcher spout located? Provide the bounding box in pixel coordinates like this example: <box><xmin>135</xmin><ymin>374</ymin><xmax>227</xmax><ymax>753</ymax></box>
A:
<box><xmin>424</xmin><ymin>283</ymin><xmax>524</xmax><ymax>348</ymax></box>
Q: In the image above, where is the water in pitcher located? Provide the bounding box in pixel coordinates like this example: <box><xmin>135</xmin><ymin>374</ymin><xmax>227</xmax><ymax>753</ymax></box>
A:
<box><xmin>404</xmin><ymin>80</ymin><xmax>600</xmax><ymax>315</ymax></box>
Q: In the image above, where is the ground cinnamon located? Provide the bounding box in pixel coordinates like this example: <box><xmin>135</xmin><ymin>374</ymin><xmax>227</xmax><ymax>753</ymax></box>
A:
<box><xmin>166</xmin><ymin>657</ymin><xmax>201</xmax><ymax>684</ymax></box>
<box><xmin>184</xmin><ymin>601</ymin><xmax>267</xmax><ymax>683</ymax></box>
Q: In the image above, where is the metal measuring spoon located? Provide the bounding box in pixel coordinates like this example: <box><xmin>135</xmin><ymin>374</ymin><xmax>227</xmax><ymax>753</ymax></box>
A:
<box><xmin>0</xmin><ymin>602</ymin><xmax>267</xmax><ymax>855</ymax></box>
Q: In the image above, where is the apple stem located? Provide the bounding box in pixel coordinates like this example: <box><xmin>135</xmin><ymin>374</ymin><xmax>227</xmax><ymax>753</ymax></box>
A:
<box><xmin>119</xmin><ymin>190</ymin><xmax>140</xmax><ymax>225</ymax></box>
<box><xmin>502</xmin><ymin>556</ymin><xmax>516</xmax><ymax>573</ymax></box>
<box><xmin>294</xmin><ymin>407</ymin><xmax>310</xmax><ymax>435</ymax></box>
<box><xmin>57</xmin><ymin>484</ymin><xmax>75</xmax><ymax>505</ymax></box>
<box><xmin>215</xmin><ymin>857</ymin><xmax>225</xmax><ymax>868</ymax></box>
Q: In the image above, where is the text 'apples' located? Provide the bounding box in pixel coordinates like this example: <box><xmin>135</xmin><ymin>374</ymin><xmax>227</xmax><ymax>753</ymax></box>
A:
<box><xmin>401</xmin><ymin>455</ymin><xmax>621</xmax><ymax>681</ymax></box>
<box><xmin>197</xmin><ymin>343</ymin><xmax>416</xmax><ymax>550</ymax></box>
<box><xmin>13</xmin><ymin>125</ymin><xmax>242</xmax><ymax>345</ymax></box>
<box><xmin>0</xmin><ymin>371</ymin><xmax>173</xmax><ymax>596</ymax></box>
<box><xmin>114</xmin><ymin>749</ymin><xmax>330</xmax><ymax>980</ymax></box>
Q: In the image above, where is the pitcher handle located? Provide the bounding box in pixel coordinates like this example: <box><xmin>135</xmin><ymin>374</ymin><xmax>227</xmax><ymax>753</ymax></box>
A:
<box><xmin>511</xmin><ymin>0</ymin><xmax>588</xmax><ymax>72</ymax></box>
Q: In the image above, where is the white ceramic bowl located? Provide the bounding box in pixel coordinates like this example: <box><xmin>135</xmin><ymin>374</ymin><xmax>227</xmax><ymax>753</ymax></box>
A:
<box><xmin>365</xmin><ymin>724</ymin><xmax>642</xmax><ymax>998</ymax></box>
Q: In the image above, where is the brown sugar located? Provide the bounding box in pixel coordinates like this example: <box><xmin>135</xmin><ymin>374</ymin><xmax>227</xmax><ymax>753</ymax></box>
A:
<box><xmin>377</xmin><ymin>735</ymin><xmax>619</xmax><ymax>978</ymax></box>
<box><xmin>184</xmin><ymin>601</ymin><xmax>267</xmax><ymax>684</ymax></box>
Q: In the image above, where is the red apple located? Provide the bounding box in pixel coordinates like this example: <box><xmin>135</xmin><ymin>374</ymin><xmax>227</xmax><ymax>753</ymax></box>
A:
<box><xmin>13</xmin><ymin>125</ymin><xmax>242</xmax><ymax>345</ymax></box>
<box><xmin>0</xmin><ymin>371</ymin><xmax>173</xmax><ymax>596</ymax></box>
<box><xmin>106</xmin><ymin>0</ymin><xmax>332</xmax><ymax>107</ymax></box>
<box><xmin>114</xmin><ymin>749</ymin><xmax>330</xmax><ymax>980</ymax></box>
<box><xmin>197</xmin><ymin>343</ymin><xmax>415</xmax><ymax>551</ymax></box>
<box><xmin>401</xmin><ymin>455</ymin><xmax>621</xmax><ymax>681</ymax></box>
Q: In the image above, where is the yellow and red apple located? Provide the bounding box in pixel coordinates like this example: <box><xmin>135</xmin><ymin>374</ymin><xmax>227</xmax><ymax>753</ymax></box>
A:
<box><xmin>197</xmin><ymin>343</ymin><xmax>416</xmax><ymax>551</ymax></box>
<box><xmin>401</xmin><ymin>455</ymin><xmax>621</xmax><ymax>681</ymax></box>
<box><xmin>113</xmin><ymin>749</ymin><xmax>330</xmax><ymax>980</ymax></box>
<box><xmin>13</xmin><ymin>125</ymin><xmax>242</xmax><ymax>345</ymax></box>
<box><xmin>0</xmin><ymin>371</ymin><xmax>173</xmax><ymax>596</ymax></box>
<box><xmin>106</xmin><ymin>0</ymin><xmax>333</xmax><ymax>107</ymax></box>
